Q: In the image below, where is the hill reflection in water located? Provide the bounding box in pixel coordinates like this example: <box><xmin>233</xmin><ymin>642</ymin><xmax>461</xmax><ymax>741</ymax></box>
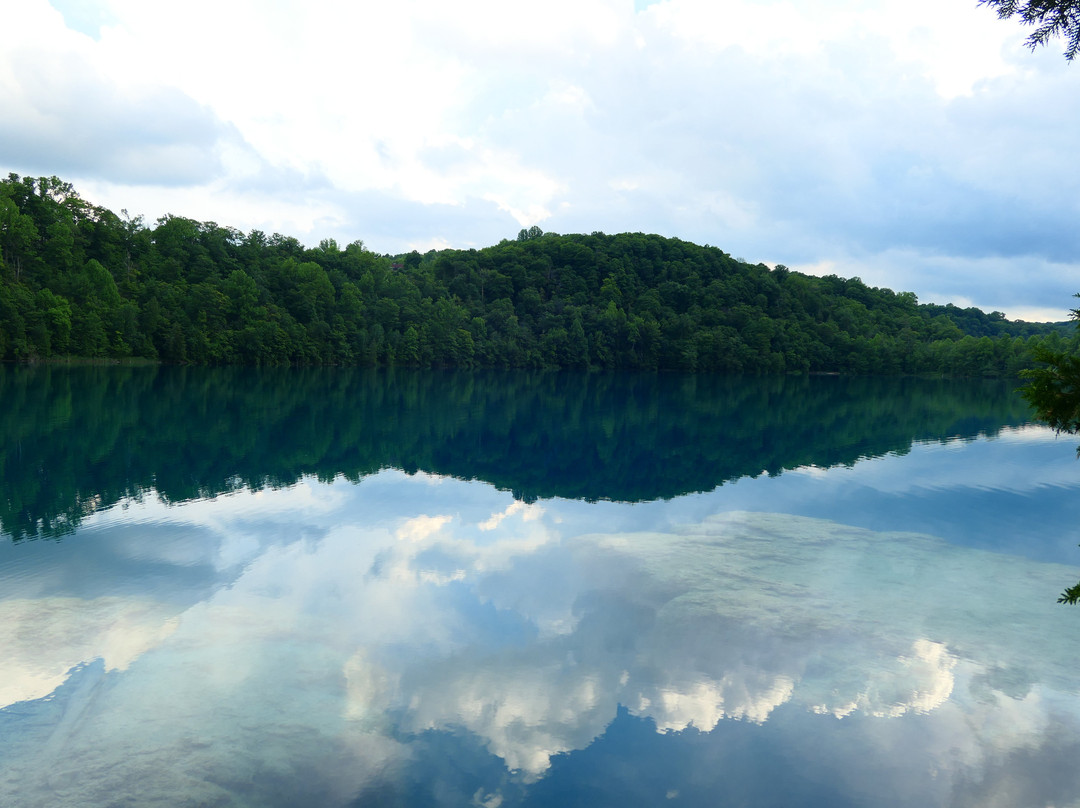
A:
<box><xmin>0</xmin><ymin>365</ymin><xmax>1034</xmax><ymax>540</ymax></box>
<box><xmin>3</xmin><ymin>366</ymin><xmax>1079</xmax><ymax>807</ymax></box>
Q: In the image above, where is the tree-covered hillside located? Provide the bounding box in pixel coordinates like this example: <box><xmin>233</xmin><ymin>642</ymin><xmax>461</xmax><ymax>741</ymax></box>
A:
<box><xmin>0</xmin><ymin>174</ymin><xmax>1070</xmax><ymax>373</ymax></box>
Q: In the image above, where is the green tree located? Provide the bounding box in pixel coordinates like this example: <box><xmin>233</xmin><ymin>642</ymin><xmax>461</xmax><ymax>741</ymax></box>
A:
<box><xmin>568</xmin><ymin>314</ymin><xmax>589</xmax><ymax>367</ymax></box>
<box><xmin>979</xmin><ymin>0</ymin><xmax>1080</xmax><ymax>59</ymax></box>
<box><xmin>0</xmin><ymin>196</ymin><xmax>38</xmax><ymax>282</ymax></box>
<box><xmin>1022</xmin><ymin>316</ymin><xmax>1080</xmax><ymax>603</ymax></box>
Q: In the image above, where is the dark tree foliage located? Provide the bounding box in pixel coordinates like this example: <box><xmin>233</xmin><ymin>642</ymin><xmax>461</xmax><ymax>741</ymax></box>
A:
<box><xmin>1020</xmin><ymin>298</ymin><xmax>1080</xmax><ymax>603</ymax></box>
<box><xmin>979</xmin><ymin>0</ymin><xmax>1080</xmax><ymax>59</ymax></box>
<box><xmin>1021</xmin><ymin>346</ymin><xmax>1080</xmax><ymax>434</ymax></box>
<box><xmin>0</xmin><ymin>174</ymin><xmax>1070</xmax><ymax>374</ymax></box>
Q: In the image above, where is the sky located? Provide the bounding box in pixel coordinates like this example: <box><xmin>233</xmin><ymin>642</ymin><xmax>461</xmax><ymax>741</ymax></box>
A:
<box><xmin>2</xmin><ymin>0</ymin><xmax>1079</xmax><ymax>320</ymax></box>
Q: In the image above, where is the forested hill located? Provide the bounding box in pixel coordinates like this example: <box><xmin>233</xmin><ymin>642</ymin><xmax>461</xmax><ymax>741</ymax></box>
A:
<box><xmin>0</xmin><ymin>174</ymin><xmax>1071</xmax><ymax>373</ymax></box>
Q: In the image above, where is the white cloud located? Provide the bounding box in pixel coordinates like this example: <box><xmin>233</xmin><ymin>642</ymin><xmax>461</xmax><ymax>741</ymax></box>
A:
<box><xmin>0</xmin><ymin>1</ymin><xmax>234</xmax><ymax>185</ymax></box>
<box><xmin>0</xmin><ymin>596</ymin><xmax>180</xmax><ymax>708</ymax></box>
<box><xmin>646</xmin><ymin>0</ymin><xmax>1019</xmax><ymax>97</ymax></box>
<box><xmin>644</xmin><ymin>674</ymin><xmax>796</xmax><ymax>732</ymax></box>
<box><xmin>477</xmin><ymin>500</ymin><xmax>544</xmax><ymax>531</ymax></box>
<box><xmin>395</xmin><ymin>514</ymin><xmax>453</xmax><ymax>543</ymax></box>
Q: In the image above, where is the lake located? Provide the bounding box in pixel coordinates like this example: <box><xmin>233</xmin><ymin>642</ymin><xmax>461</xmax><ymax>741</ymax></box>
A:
<box><xmin>2</xmin><ymin>366</ymin><xmax>1080</xmax><ymax>807</ymax></box>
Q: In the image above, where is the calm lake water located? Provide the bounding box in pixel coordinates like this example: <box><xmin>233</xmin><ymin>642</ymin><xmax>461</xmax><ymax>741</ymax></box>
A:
<box><xmin>2</xmin><ymin>366</ymin><xmax>1080</xmax><ymax>807</ymax></box>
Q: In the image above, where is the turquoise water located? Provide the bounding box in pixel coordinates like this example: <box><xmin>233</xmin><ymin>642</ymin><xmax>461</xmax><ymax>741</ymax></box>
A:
<box><xmin>2</xmin><ymin>367</ymin><xmax>1079</xmax><ymax>807</ymax></box>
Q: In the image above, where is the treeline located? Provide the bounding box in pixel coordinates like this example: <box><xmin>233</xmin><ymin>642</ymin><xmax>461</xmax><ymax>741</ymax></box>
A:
<box><xmin>1</xmin><ymin>174</ymin><xmax>1072</xmax><ymax>373</ymax></box>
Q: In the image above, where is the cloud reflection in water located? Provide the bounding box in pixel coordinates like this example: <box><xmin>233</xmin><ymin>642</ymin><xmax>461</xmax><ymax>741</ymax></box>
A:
<box><xmin>0</xmin><ymin>456</ymin><xmax>1079</xmax><ymax>806</ymax></box>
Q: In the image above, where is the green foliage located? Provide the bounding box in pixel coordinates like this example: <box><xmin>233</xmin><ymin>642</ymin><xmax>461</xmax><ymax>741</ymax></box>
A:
<box><xmin>1020</xmin><ymin>343</ymin><xmax>1080</xmax><ymax>434</ymax></box>
<box><xmin>979</xmin><ymin>0</ymin><xmax>1080</xmax><ymax>60</ymax></box>
<box><xmin>1019</xmin><ymin>296</ymin><xmax>1080</xmax><ymax>605</ymax></box>
<box><xmin>1059</xmin><ymin>578</ymin><xmax>1080</xmax><ymax>605</ymax></box>
<box><xmin>0</xmin><ymin>174</ymin><xmax>1067</xmax><ymax>373</ymax></box>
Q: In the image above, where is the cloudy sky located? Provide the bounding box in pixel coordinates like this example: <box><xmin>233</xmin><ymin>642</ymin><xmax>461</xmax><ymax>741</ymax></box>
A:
<box><xmin>2</xmin><ymin>0</ymin><xmax>1079</xmax><ymax>320</ymax></box>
